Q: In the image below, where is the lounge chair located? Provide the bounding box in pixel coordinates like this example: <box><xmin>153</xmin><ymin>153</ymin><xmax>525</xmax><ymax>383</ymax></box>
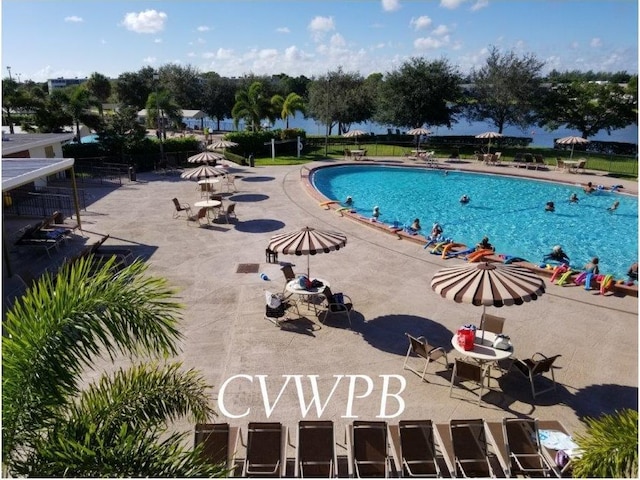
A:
<box><xmin>493</xmin><ymin>152</ymin><xmax>502</xmax><ymax>165</ymax></box>
<box><xmin>320</xmin><ymin>286</ymin><xmax>353</xmax><ymax>327</ymax></box>
<box><xmin>295</xmin><ymin>420</ymin><xmax>338</xmax><ymax>478</ymax></box>
<box><xmin>242</xmin><ymin>422</ymin><xmax>288</xmax><ymax>477</ymax></box>
<box><xmin>449</xmin><ymin>359</ymin><xmax>488</xmax><ymax>406</ymax></box>
<box><xmin>510</xmin><ymin>352</ymin><xmax>561</xmax><ymax>398</ymax></box>
<box><xmin>523</xmin><ymin>153</ymin><xmax>534</xmax><ymax>169</ymax></box>
<box><xmin>480</xmin><ymin>313</ymin><xmax>505</xmax><ymax>334</ymax></box>
<box><xmin>449</xmin><ymin>419</ymin><xmax>495</xmax><ymax>478</ymax></box>
<box><xmin>403</xmin><ymin>333</ymin><xmax>449</xmax><ymax>383</ymax></box>
<box><xmin>172</xmin><ymin>197</ymin><xmax>191</xmax><ymax>219</ymax></box>
<box><xmin>537</xmin><ymin>420</ymin><xmax>578</xmax><ymax>477</ymax></box>
<box><xmin>533</xmin><ymin>154</ymin><xmax>546</xmax><ymax>170</ymax></box>
<box><xmin>512</xmin><ymin>152</ymin><xmax>526</xmax><ymax>168</ymax></box>
<box><xmin>502</xmin><ymin>418</ymin><xmax>553</xmax><ymax>477</ymax></box>
<box><xmin>389</xmin><ymin>420</ymin><xmax>441</xmax><ymax>477</ymax></box>
<box><xmin>347</xmin><ymin>420</ymin><xmax>391</xmax><ymax>478</ymax></box>
<box><xmin>570</xmin><ymin>159</ymin><xmax>586</xmax><ymax>173</ymax></box>
<box><xmin>217</xmin><ymin>202</ymin><xmax>237</xmax><ymax>223</ymax></box>
<box><xmin>194</xmin><ymin>422</ymin><xmax>240</xmax><ymax>473</ymax></box>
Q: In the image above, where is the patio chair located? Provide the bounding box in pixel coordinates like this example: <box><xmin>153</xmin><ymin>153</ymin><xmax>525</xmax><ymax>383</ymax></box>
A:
<box><xmin>510</xmin><ymin>352</ymin><xmax>561</xmax><ymax>398</ymax></box>
<box><xmin>570</xmin><ymin>159</ymin><xmax>586</xmax><ymax>173</ymax></box>
<box><xmin>537</xmin><ymin>420</ymin><xmax>578</xmax><ymax>477</ymax></box>
<box><xmin>295</xmin><ymin>420</ymin><xmax>338</xmax><ymax>478</ymax></box>
<box><xmin>502</xmin><ymin>418</ymin><xmax>553</xmax><ymax>477</ymax></box>
<box><xmin>555</xmin><ymin>157</ymin><xmax>567</xmax><ymax>172</ymax></box>
<box><xmin>449</xmin><ymin>419</ymin><xmax>495</xmax><ymax>478</ymax></box>
<box><xmin>217</xmin><ymin>202</ymin><xmax>237</xmax><ymax>223</ymax></box>
<box><xmin>480</xmin><ymin>313</ymin><xmax>505</xmax><ymax>334</ymax></box>
<box><xmin>242</xmin><ymin>422</ymin><xmax>287</xmax><ymax>477</ymax></box>
<box><xmin>187</xmin><ymin>207</ymin><xmax>208</xmax><ymax>226</ymax></box>
<box><xmin>223</xmin><ymin>174</ymin><xmax>238</xmax><ymax>193</ymax></box>
<box><xmin>403</xmin><ymin>333</ymin><xmax>449</xmax><ymax>383</ymax></box>
<box><xmin>172</xmin><ymin>197</ymin><xmax>191</xmax><ymax>219</ymax></box>
<box><xmin>493</xmin><ymin>152</ymin><xmax>502</xmax><ymax>165</ymax></box>
<box><xmin>344</xmin><ymin>148</ymin><xmax>352</xmax><ymax>160</ymax></box>
<box><xmin>194</xmin><ymin>423</ymin><xmax>240</xmax><ymax>473</ymax></box>
<box><xmin>449</xmin><ymin>359</ymin><xmax>488</xmax><ymax>406</ymax></box>
<box><xmin>347</xmin><ymin>420</ymin><xmax>390</xmax><ymax>478</ymax></box>
<box><xmin>264</xmin><ymin>290</ymin><xmax>299</xmax><ymax>327</ymax></box>
<box><xmin>320</xmin><ymin>286</ymin><xmax>353</xmax><ymax>327</ymax></box>
<box><xmin>389</xmin><ymin>420</ymin><xmax>441</xmax><ymax>478</ymax></box>
<box><xmin>533</xmin><ymin>154</ymin><xmax>546</xmax><ymax>170</ymax></box>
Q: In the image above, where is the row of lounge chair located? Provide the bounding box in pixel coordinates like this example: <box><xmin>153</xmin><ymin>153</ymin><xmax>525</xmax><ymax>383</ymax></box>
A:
<box><xmin>194</xmin><ymin>418</ymin><xmax>573</xmax><ymax>477</ymax></box>
<box><xmin>14</xmin><ymin>211</ymin><xmax>80</xmax><ymax>257</ymax></box>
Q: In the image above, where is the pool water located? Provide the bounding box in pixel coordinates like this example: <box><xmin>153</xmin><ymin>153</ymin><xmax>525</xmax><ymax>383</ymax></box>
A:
<box><xmin>312</xmin><ymin>165</ymin><xmax>638</xmax><ymax>279</ymax></box>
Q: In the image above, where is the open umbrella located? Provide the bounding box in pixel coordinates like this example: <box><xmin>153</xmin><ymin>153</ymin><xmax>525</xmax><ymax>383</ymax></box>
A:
<box><xmin>208</xmin><ymin>140</ymin><xmax>239</xmax><ymax>150</ymax></box>
<box><xmin>267</xmin><ymin>226</ymin><xmax>347</xmax><ymax>277</ymax></box>
<box><xmin>407</xmin><ymin>127</ymin><xmax>432</xmax><ymax>151</ymax></box>
<box><xmin>180</xmin><ymin>165</ymin><xmax>227</xmax><ymax>180</ymax></box>
<box><xmin>430</xmin><ymin>262</ymin><xmax>545</xmax><ymax>340</ymax></box>
<box><xmin>555</xmin><ymin>136</ymin><xmax>590</xmax><ymax>160</ymax></box>
<box><xmin>475</xmin><ymin>132</ymin><xmax>503</xmax><ymax>154</ymax></box>
<box><xmin>187</xmin><ymin>151</ymin><xmax>225</xmax><ymax>164</ymax></box>
<box><xmin>343</xmin><ymin>129</ymin><xmax>367</xmax><ymax>148</ymax></box>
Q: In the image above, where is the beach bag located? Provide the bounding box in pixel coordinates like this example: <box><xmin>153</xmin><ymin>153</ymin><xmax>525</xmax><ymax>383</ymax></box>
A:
<box><xmin>457</xmin><ymin>326</ymin><xmax>476</xmax><ymax>351</ymax></box>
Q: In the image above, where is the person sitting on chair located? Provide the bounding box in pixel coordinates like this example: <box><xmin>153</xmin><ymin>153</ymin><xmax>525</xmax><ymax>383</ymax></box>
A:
<box><xmin>544</xmin><ymin>245</ymin><xmax>570</xmax><ymax>264</ymax></box>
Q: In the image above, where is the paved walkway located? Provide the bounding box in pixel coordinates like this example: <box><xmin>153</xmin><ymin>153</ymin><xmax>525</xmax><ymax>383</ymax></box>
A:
<box><xmin>63</xmin><ymin>158</ymin><xmax>637</xmax><ymax>454</ymax></box>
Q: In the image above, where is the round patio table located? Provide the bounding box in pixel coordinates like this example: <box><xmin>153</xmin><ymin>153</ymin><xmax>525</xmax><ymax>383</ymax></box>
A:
<box><xmin>451</xmin><ymin>329</ymin><xmax>513</xmax><ymax>364</ymax></box>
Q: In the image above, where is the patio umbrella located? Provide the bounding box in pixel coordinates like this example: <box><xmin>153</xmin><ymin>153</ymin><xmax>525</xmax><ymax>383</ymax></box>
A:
<box><xmin>187</xmin><ymin>151</ymin><xmax>225</xmax><ymax>164</ymax></box>
<box><xmin>555</xmin><ymin>136</ymin><xmax>590</xmax><ymax>160</ymax></box>
<box><xmin>207</xmin><ymin>140</ymin><xmax>239</xmax><ymax>150</ymax></box>
<box><xmin>407</xmin><ymin>127</ymin><xmax>432</xmax><ymax>151</ymax></box>
<box><xmin>343</xmin><ymin>129</ymin><xmax>367</xmax><ymax>148</ymax></box>
<box><xmin>475</xmin><ymin>131</ymin><xmax>503</xmax><ymax>154</ymax></box>
<box><xmin>267</xmin><ymin>226</ymin><xmax>347</xmax><ymax>277</ymax></box>
<box><xmin>430</xmin><ymin>262</ymin><xmax>545</xmax><ymax>341</ymax></box>
<box><xmin>180</xmin><ymin>164</ymin><xmax>227</xmax><ymax>180</ymax></box>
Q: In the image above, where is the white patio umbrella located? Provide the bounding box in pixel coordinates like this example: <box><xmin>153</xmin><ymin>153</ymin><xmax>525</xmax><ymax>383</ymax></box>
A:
<box><xmin>187</xmin><ymin>151</ymin><xmax>225</xmax><ymax>164</ymax></box>
<box><xmin>407</xmin><ymin>127</ymin><xmax>432</xmax><ymax>151</ymax></box>
<box><xmin>343</xmin><ymin>129</ymin><xmax>367</xmax><ymax>148</ymax></box>
<box><xmin>180</xmin><ymin>165</ymin><xmax>227</xmax><ymax>180</ymax></box>
<box><xmin>430</xmin><ymin>262</ymin><xmax>545</xmax><ymax>341</ymax></box>
<box><xmin>475</xmin><ymin>131</ymin><xmax>503</xmax><ymax>154</ymax></box>
<box><xmin>208</xmin><ymin>140</ymin><xmax>239</xmax><ymax>150</ymax></box>
<box><xmin>555</xmin><ymin>136</ymin><xmax>590</xmax><ymax>160</ymax></box>
<box><xmin>267</xmin><ymin>226</ymin><xmax>347</xmax><ymax>278</ymax></box>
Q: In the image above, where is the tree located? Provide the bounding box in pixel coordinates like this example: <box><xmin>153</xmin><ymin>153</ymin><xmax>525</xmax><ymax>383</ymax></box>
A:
<box><xmin>200</xmin><ymin>72</ymin><xmax>236</xmax><ymax>130</ymax></box>
<box><xmin>375</xmin><ymin>57</ymin><xmax>463</xmax><ymax>130</ymax></box>
<box><xmin>98</xmin><ymin>105</ymin><xmax>149</xmax><ymax>158</ymax></box>
<box><xmin>2</xmin><ymin>256</ymin><xmax>222</xmax><ymax>477</ymax></box>
<box><xmin>62</xmin><ymin>85</ymin><xmax>102</xmax><ymax>140</ymax></box>
<box><xmin>466</xmin><ymin>47</ymin><xmax>545</xmax><ymax>133</ymax></box>
<box><xmin>145</xmin><ymin>89</ymin><xmax>182</xmax><ymax>134</ymax></box>
<box><xmin>85</xmin><ymin>72</ymin><xmax>112</xmax><ymax>118</ymax></box>
<box><xmin>2</xmin><ymin>77</ymin><xmax>21</xmax><ymax>133</ymax></box>
<box><xmin>271</xmin><ymin>92</ymin><xmax>305</xmax><ymax>128</ymax></box>
<box><xmin>538</xmin><ymin>80</ymin><xmax>637</xmax><ymax>138</ymax></box>
<box><xmin>231</xmin><ymin>81</ymin><xmax>277</xmax><ymax>131</ymax></box>
<box><xmin>115</xmin><ymin>67</ymin><xmax>156</xmax><ymax>110</ymax></box>
<box><xmin>157</xmin><ymin>63</ymin><xmax>203</xmax><ymax>109</ymax></box>
<box><xmin>571</xmin><ymin>409</ymin><xmax>638</xmax><ymax>478</ymax></box>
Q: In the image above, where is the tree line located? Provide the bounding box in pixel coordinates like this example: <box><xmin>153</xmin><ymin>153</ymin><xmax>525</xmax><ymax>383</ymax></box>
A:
<box><xmin>2</xmin><ymin>47</ymin><xmax>637</xmax><ymax>144</ymax></box>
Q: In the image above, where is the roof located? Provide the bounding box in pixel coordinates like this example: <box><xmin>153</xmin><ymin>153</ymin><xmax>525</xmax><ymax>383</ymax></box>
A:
<box><xmin>1</xmin><ymin>133</ymin><xmax>75</xmax><ymax>155</ymax></box>
<box><xmin>137</xmin><ymin>109</ymin><xmax>206</xmax><ymax>119</ymax></box>
<box><xmin>2</xmin><ymin>158</ymin><xmax>75</xmax><ymax>192</ymax></box>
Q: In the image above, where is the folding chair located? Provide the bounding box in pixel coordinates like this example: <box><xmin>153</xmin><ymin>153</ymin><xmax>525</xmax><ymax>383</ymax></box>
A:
<box><xmin>295</xmin><ymin>420</ymin><xmax>338</xmax><ymax>478</ymax></box>
<box><xmin>172</xmin><ymin>197</ymin><xmax>191</xmax><ymax>219</ymax></box>
<box><xmin>449</xmin><ymin>419</ymin><xmax>495</xmax><ymax>478</ymax></box>
<box><xmin>348</xmin><ymin>420</ymin><xmax>391</xmax><ymax>478</ymax></box>
<box><xmin>403</xmin><ymin>333</ymin><xmax>449</xmax><ymax>383</ymax></box>
<box><xmin>510</xmin><ymin>352</ymin><xmax>562</xmax><ymax>398</ymax></box>
<box><xmin>242</xmin><ymin>422</ymin><xmax>287</xmax><ymax>477</ymax></box>
<box><xmin>480</xmin><ymin>313</ymin><xmax>505</xmax><ymax>334</ymax></box>
<box><xmin>194</xmin><ymin>423</ymin><xmax>240</xmax><ymax>473</ymax></box>
<box><xmin>449</xmin><ymin>359</ymin><xmax>489</xmax><ymax>406</ymax></box>
<box><xmin>502</xmin><ymin>418</ymin><xmax>553</xmax><ymax>477</ymax></box>
<box><xmin>320</xmin><ymin>286</ymin><xmax>353</xmax><ymax>327</ymax></box>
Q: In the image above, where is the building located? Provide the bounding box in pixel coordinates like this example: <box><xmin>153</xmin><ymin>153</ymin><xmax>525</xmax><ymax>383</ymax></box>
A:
<box><xmin>47</xmin><ymin>77</ymin><xmax>88</xmax><ymax>92</ymax></box>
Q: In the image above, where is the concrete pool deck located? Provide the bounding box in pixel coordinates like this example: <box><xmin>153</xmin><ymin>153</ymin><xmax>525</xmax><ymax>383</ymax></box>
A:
<box><xmin>13</xmin><ymin>156</ymin><xmax>637</xmax><ymax>465</ymax></box>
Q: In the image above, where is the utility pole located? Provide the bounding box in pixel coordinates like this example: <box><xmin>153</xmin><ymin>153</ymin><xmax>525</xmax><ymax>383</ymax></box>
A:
<box><xmin>6</xmin><ymin>66</ymin><xmax>15</xmax><ymax>133</ymax></box>
<box><xmin>153</xmin><ymin>72</ymin><xmax>164</xmax><ymax>170</ymax></box>
<box><xmin>6</xmin><ymin>66</ymin><xmax>12</xmax><ymax>80</ymax></box>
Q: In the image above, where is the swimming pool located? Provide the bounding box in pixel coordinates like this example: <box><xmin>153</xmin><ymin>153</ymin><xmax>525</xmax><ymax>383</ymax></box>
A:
<box><xmin>312</xmin><ymin>165</ymin><xmax>638</xmax><ymax>279</ymax></box>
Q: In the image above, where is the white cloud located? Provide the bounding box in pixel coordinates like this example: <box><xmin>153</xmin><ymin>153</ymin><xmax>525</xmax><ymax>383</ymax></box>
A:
<box><xmin>276</xmin><ymin>27</ymin><xmax>290</xmax><ymax>33</ymax></box>
<box><xmin>258</xmin><ymin>49</ymin><xmax>278</xmax><ymax>60</ymax></box>
<box><xmin>308</xmin><ymin>16</ymin><xmax>335</xmax><ymax>41</ymax></box>
<box><xmin>382</xmin><ymin>0</ymin><xmax>401</xmax><ymax>12</ymax></box>
<box><xmin>64</xmin><ymin>16</ymin><xmax>83</xmax><ymax>23</ymax></box>
<box><xmin>196</xmin><ymin>38</ymin><xmax>206</xmax><ymax>44</ymax></box>
<box><xmin>440</xmin><ymin>0</ymin><xmax>466</xmax><ymax>9</ymax></box>
<box><xmin>571</xmin><ymin>41</ymin><xmax>579</xmax><ymax>49</ymax></box>
<box><xmin>216</xmin><ymin>48</ymin><xmax>234</xmax><ymax>60</ymax></box>
<box><xmin>142</xmin><ymin>56</ymin><xmax>157</xmax><ymax>65</ymax></box>
<box><xmin>154</xmin><ymin>38</ymin><xmax>162</xmax><ymax>44</ymax></box>
<box><xmin>470</xmin><ymin>0</ymin><xmax>488</xmax><ymax>11</ymax></box>
<box><xmin>197</xmin><ymin>26</ymin><xmax>210</xmax><ymax>32</ymax></box>
<box><xmin>410</xmin><ymin>16</ymin><xmax>432</xmax><ymax>30</ymax></box>
<box><xmin>432</xmin><ymin>24</ymin><xmax>450</xmax><ymax>36</ymax></box>
<box><xmin>414</xmin><ymin>36</ymin><xmax>449</xmax><ymax>49</ymax></box>
<box><xmin>330</xmin><ymin>33</ymin><xmax>346</xmax><ymax>48</ymax></box>
<box><xmin>121</xmin><ymin>10</ymin><xmax>167</xmax><ymax>34</ymax></box>
<box><xmin>590</xmin><ymin>37</ymin><xmax>602</xmax><ymax>48</ymax></box>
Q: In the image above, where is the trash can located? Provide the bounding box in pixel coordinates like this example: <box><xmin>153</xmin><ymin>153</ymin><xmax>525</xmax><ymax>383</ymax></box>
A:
<box><xmin>248</xmin><ymin>154</ymin><xmax>255</xmax><ymax>167</ymax></box>
<box><xmin>128</xmin><ymin>166</ymin><xmax>136</xmax><ymax>182</ymax></box>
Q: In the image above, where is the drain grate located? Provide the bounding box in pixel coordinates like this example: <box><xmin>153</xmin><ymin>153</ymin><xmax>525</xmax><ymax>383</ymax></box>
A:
<box><xmin>236</xmin><ymin>263</ymin><xmax>260</xmax><ymax>273</ymax></box>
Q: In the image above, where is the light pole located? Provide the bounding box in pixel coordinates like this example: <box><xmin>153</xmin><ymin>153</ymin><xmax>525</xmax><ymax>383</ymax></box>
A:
<box><xmin>6</xmin><ymin>66</ymin><xmax>14</xmax><ymax>133</ymax></box>
<box><xmin>324</xmin><ymin>76</ymin><xmax>330</xmax><ymax>157</ymax></box>
<box><xmin>153</xmin><ymin>72</ymin><xmax>164</xmax><ymax>169</ymax></box>
<box><xmin>6</xmin><ymin>66</ymin><xmax>12</xmax><ymax>80</ymax></box>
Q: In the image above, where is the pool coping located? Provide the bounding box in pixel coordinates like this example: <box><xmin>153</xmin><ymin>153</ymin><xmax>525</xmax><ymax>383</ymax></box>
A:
<box><xmin>301</xmin><ymin>159</ymin><xmax>638</xmax><ymax>298</ymax></box>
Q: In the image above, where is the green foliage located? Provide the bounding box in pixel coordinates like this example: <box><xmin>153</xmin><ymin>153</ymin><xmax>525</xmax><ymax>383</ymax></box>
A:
<box><xmin>232</xmin><ymin>81</ymin><xmax>277</xmax><ymax>131</ymax></box>
<box><xmin>225</xmin><ymin>130</ymin><xmax>276</xmax><ymax>156</ymax></box>
<box><xmin>2</xmin><ymin>256</ymin><xmax>220</xmax><ymax>477</ymax></box>
<box><xmin>572</xmin><ymin>409</ymin><xmax>638</xmax><ymax>478</ymax></box>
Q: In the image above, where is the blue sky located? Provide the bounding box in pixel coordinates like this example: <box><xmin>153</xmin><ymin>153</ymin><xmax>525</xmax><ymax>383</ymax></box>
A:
<box><xmin>2</xmin><ymin>0</ymin><xmax>638</xmax><ymax>83</ymax></box>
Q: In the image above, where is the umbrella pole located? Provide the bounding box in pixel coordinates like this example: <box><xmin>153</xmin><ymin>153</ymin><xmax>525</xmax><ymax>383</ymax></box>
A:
<box><xmin>480</xmin><ymin>305</ymin><xmax>486</xmax><ymax>342</ymax></box>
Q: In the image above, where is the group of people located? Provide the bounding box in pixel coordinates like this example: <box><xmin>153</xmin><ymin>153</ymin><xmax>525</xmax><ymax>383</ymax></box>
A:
<box><xmin>544</xmin><ymin>192</ymin><xmax>620</xmax><ymax>212</ymax></box>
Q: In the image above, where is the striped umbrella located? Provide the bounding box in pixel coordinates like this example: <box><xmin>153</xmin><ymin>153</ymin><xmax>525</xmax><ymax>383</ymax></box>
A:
<box><xmin>407</xmin><ymin>127</ymin><xmax>432</xmax><ymax>151</ymax></box>
<box><xmin>555</xmin><ymin>136</ymin><xmax>590</xmax><ymax>160</ymax></box>
<box><xmin>431</xmin><ymin>262</ymin><xmax>545</xmax><ymax>339</ymax></box>
<box><xmin>475</xmin><ymin>131</ymin><xmax>503</xmax><ymax>154</ymax></box>
<box><xmin>207</xmin><ymin>140</ymin><xmax>239</xmax><ymax>150</ymax></box>
<box><xmin>180</xmin><ymin>165</ymin><xmax>227</xmax><ymax>180</ymax></box>
<box><xmin>187</xmin><ymin>151</ymin><xmax>225</xmax><ymax>164</ymax></box>
<box><xmin>267</xmin><ymin>226</ymin><xmax>347</xmax><ymax>277</ymax></box>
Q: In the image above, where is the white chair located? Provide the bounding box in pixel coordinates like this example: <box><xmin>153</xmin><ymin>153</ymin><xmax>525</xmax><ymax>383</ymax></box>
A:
<box><xmin>222</xmin><ymin>174</ymin><xmax>238</xmax><ymax>193</ymax></box>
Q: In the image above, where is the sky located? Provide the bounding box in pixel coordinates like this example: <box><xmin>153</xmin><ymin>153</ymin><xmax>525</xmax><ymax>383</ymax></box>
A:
<box><xmin>1</xmin><ymin>0</ymin><xmax>638</xmax><ymax>83</ymax></box>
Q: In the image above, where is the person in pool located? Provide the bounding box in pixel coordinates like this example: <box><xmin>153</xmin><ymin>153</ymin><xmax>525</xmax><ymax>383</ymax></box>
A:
<box><xmin>584</xmin><ymin>182</ymin><xmax>595</xmax><ymax>194</ymax></box>
<box><xmin>607</xmin><ymin>200</ymin><xmax>620</xmax><ymax>212</ymax></box>
<box><xmin>372</xmin><ymin>205</ymin><xmax>380</xmax><ymax>221</ymax></box>
<box><xmin>459</xmin><ymin>194</ymin><xmax>470</xmax><ymax>204</ymax></box>
<box><xmin>569</xmin><ymin>193</ymin><xmax>579</xmax><ymax>203</ymax></box>
<box><xmin>544</xmin><ymin>245</ymin><xmax>570</xmax><ymax>264</ymax></box>
<box><xmin>409</xmin><ymin>218</ymin><xmax>422</xmax><ymax>233</ymax></box>
<box><xmin>627</xmin><ymin>262</ymin><xmax>638</xmax><ymax>283</ymax></box>
<box><xmin>545</xmin><ymin>201</ymin><xmax>555</xmax><ymax>212</ymax></box>
<box><xmin>429</xmin><ymin>222</ymin><xmax>442</xmax><ymax>238</ymax></box>
<box><xmin>584</xmin><ymin>257</ymin><xmax>599</xmax><ymax>274</ymax></box>
<box><xmin>345</xmin><ymin>196</ymin><xmax>353</xmax><ymax>206</ymax></box>
<box><xmin>476</xmin><ymin>236</ymin><xmax>495</xmax><ymax>251</ymax></box>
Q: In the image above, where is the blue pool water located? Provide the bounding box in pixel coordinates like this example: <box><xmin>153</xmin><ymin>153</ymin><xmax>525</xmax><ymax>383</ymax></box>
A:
<box><xmin>312</xmin><ymin>165</ymin><xmax>638</xmax><ymax>279</ymax></box>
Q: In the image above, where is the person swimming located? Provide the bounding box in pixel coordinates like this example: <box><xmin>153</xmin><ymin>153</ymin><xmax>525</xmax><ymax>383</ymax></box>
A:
<box><xmin>544</xmin><ymin>245</ymin><xmax>570</xmax><ymax>264</ymax></box>
<box><xmin>345</xmin><ymin>196</ymin><xmax>353</xmax><ymax>205</ymax></box>
<box><xmin>569</xmin><ymin>193</ymin><xmax>579</xmax><ymax>203</ymax></box>
<box><xmin>459</xmin><ymin>194</ymin><xmax>470</xmax><ymax>204</ymax></box>
<box><xmin>409</xmin><ymin>218</ymin><xmax>422</xmax><ymax>232</ymax></box>
<box><xmin>607</xmin><ymin>200</ymin><xmax>620</xmax><ymax>212</ymax></box>
<box><xmin>584</xmin><ymin>182</ymin><xmax>595</xmax><ymax>194</ymax></box>
<box><xmin>372</xmin><ymin>205</ymin><xmax>380</xmax><ymax>220</ymax></box>
<box><xmin>545</xmin><ymin>201</ymin><xmax>555</xmax><ymax>212</ymax></box>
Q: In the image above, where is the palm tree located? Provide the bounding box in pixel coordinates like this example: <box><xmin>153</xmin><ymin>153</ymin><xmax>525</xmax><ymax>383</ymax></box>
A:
<box><xmin>231</xmin><ymin>81</ymin><xmax>276</xmax><ymax>131</ymax></box>
<box><xmin>145</xmin><ymin>90</ymin><xmax>182</xmax><ymax>136</ymax></box>
<box><xmin>64</xmin><ymin>86</ymin><xmax>101</xmax><ymax>141</ymax></box>
<box><xmin>272</xmin><ymin>92</ymin><xmax>305</xmax><ymax>129</ymax></box>
<box><xmin>85</xmin><ymin>72</ymin><xmax>112</xmax><ymax>118</ymax></box>
<box><xmin>3</xmin><ymin>256</ymin><xmax>223</xmax><ymax>477</ymax></box>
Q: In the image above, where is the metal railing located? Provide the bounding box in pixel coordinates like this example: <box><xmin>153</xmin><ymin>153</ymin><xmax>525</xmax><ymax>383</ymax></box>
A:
<box><xmin>4</xmin><ymin>190</ymin><xmax>78</xmax><ymax>218</ymax></box>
